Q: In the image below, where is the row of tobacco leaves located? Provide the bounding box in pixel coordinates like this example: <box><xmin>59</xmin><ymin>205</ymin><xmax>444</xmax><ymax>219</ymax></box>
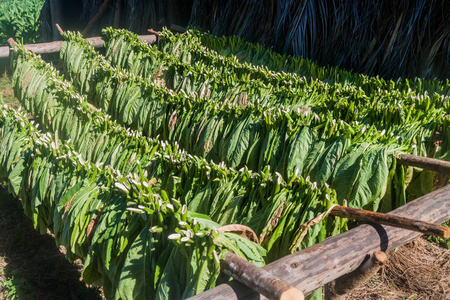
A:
<box><xmin>0</xmin><ymin>28</ymin><xmax>449</xmax><ymax>299</ymax></box>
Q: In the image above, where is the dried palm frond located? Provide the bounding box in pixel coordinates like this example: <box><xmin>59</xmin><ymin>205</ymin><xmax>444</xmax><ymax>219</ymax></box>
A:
<box><xmin>39</xmin><ymin>0</ymin><xmax>449</xmax><ymax>79</ymax></box>
<box><xmin>189</xmin><ymin>0</ymin><xmax>450</xmax><ymax>80</ymax></box>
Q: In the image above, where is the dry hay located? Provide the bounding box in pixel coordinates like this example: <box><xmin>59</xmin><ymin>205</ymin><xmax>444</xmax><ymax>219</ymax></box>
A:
<box><xmin>345</xmin><ymin>238</ymin><xmax>450</xmax><ymax>300</ymax></box>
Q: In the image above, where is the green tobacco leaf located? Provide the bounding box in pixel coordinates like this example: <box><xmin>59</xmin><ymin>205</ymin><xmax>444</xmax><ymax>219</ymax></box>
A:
<box><xmin>311</xmin><ymin>135</ymin><xmax>350</xmax><ymax>186</ymax></box>
<box><xmin>182</xmin><ymin>244</ymin><xmax>219</xmax><ymax>298</ymax></box>
<box><xmin>188</xmin><ymin>181</ymin><xmax>213</xmax><ymax>214</ymax></box>
<box><xmin>222</xmin><ymin>113</ymin><xmax>251</xmax><ymax>168</ymax></box>
<box><xmin>8</xmin><ymin>155</ymin><xmax>26</xmax><ymax>196</ymax></box>
<box><xmin>331</xmin><ymin>144</ymin><xmax>390</xmax><ymax>210</ymax></box>
<box><xmin>155</xmin><ymin>246</ymin><xmax>185</xmax><ymax>300</ymax></box>
<box><xmin>279</xmin><ymin>126</ymin><xmax>312</xmax><ymax>178</ymax></box>
<box><xmin>117</xmin><ymin>224</ymin><xmax>157</xmax><ymax>300</ymax></box>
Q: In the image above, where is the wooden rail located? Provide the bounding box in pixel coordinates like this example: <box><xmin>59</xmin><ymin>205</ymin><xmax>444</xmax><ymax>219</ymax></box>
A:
<box><xmin>190</xmin><ymin>183</ymin><xmax>450</xmax><ymax>299</ymax></box>
<box><xmin>330</xmin><ymin>205</ymin><xmax>450</xmax><ymax>238</ymax></box>
<box><xmin>221</xmin><ymin>252</ymin><xmax>304</xmax><ymax>300</ymax></box>
<box><xmin>397</xmin><ymin>153</ymin><xmax>450</xmax><ymax>175</ymax></box>
<box><xmin>0</xmin><ymin>34</ymin><xmax>157</xmax><ymax>58</ymax></box>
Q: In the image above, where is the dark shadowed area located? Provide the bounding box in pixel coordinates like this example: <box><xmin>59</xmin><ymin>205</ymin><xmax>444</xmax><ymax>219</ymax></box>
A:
<box><xmin>0</xmin><ymin>187</ymin><xmax>103</xmax><ymax>300</ymax></box>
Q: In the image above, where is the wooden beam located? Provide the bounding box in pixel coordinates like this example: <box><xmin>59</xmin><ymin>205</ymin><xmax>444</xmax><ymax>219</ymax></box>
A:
<box><xmin>222</xmin><ymin>252</ymin><xmax>304</xmax><ymax>300</ymax></box>
<box><xmin>189</xmin><ymin>183</ymin><xmax>450</xmax><ymax>300</ymax></box>
<box><xmin>330</xmin><ymin>205</ymin><xmax>450</xmax><ymax>238</ymax></box>
<box><xmin>0</xmin><ymin>35</ymin><xmax>157</xmax><ymax>58</ymax></box>
<box><xmin>397</xmin><ymin>153</ymin><xmax>450</xmax><ymax>175</ymax></box>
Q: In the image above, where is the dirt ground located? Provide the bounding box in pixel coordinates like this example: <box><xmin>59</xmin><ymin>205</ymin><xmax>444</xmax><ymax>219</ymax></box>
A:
<box><xmin>0</xmin><ymin>188</ymin><xmax>102</xmax><ymax>300</ymax></box>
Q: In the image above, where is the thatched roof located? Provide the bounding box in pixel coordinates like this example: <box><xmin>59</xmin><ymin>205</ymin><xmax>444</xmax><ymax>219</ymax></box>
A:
<box><xmin>40</xmin><ymin>0</ymin><xmax>449</xmax><ymax>80</ymax></box>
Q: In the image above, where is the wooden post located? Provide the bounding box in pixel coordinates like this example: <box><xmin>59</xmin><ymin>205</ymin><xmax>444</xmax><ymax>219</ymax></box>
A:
<box><xmin>222</xmin><ymin>252</ymin><xmax>304</xmax><ymax>300</ymax></box>
<box><xmin>329</xmin><ymin>205</ymin><xmax>450</xmax><ymax>238</ymax></box>
<box><xmin>324</xmin><ymin>251</ymin><xmax>388</xmax><ymax>300</ymax></box>
<box><xmin>81</xmin><ymin>0</ymin><xmax>115</xmax><ymax>36</ymax></box>
<box><xmin>7</xmin><ymin>38</ymin><xmax>17</xmax><ymax>48</ymax></box>
<box><xmin>0</xmin><ymin>35</ymin><xmax>157</xmax><ymax>58</ymax></box>
<box><xmin>55</xmin><ymin>23</ymin><xmax>64</xmax><ymax>35</ymax></box>
<box><xmin>113</xmin><ymin>0</ymin><xmax>122</xmax><ymax>28</ymax></box>
<box><xmin>50</xmin><ymin>0</ymin><xmax>62</xmax><ymax>40</ymax></box>
<box><xmin>397</xmin><ymin>153</ymin><xmax>450</xmax><ymax>175</ymax></box>
<box><xmin>188</xmin><ymin>183</ymin><xmax>450</xmax><ymax>300</ymax></box>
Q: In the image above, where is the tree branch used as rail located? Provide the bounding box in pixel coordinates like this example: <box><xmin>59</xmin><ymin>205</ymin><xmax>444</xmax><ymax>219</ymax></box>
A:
<box><xmin>397</xmin><ymin>153</ymin><xmax>450</xmax><ymax>175</ymax></box>
<box><xmin>330</xmin><ymin>205</ymin><xmax>450</xmax><ymax>238</ymax></box>
<box><xmin>222</xmin><ymin>252</ymin><xmax>304</xmax><ymax>300</ymax></box>
<box><xmin>0</xmin><ymin>35</ymin><xmax>157</xmax><ymax>58</ymax></box>
<box><xmin>189</xmin><ymin>183</ymin><xmax>450</xmax><ymax>300</ymax></box>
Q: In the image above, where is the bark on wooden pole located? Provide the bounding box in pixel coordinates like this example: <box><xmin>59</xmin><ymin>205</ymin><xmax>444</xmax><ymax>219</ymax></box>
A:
<box><xmin>0</xmin><ymin>35</ymin><xmax>157</xmax><ymax>58</ymax></box>
<box><xmin>81</xmin><ymin>0</ymin><xmax>115</xmax><ymax>36</ymax></box>
<box><xmin>329</xmin><ymin>205</ymin><xmax>450</xmax><ymax>238</ymax></box>
<box><xmin>397</xmin><ymin>153</ymin><xmax>450</xmax><ymax>175</ymax></box>
<box><xmin>188</xmin><ymin>183</ymin><xmax>450</xmax><ymax>300</ymax></box>
<box><xmin>222</xmin><ymin>252</ymin><xmax>304</xmax><ymax>300</ymax></box>
<box><xmin>324</xmin><ymin>251</ymin><xmax>388</xmax><ymax>300</ymax></box>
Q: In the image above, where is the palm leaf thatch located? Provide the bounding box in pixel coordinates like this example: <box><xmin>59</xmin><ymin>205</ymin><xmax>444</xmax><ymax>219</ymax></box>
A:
<box><xmin>189</xmin><ymin>0</ymin><xmax>449</xmax><ymax>80</ymax></box>
<box><xmin>38</xmin><ymin>0</ymin><xmax>449</xmax><ymax>79</ymax></box>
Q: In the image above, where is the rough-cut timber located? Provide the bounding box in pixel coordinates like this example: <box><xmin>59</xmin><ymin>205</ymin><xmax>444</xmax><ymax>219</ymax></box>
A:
<box><xmin>397</xmin><ymin>153</ymin><xmax>450</xmax><ymax>175</ymax></box>
<box><xmin>189</xmin><ymin>183</ymin><xmax>450</xmax><ymax>300</ymax></box>
<box><xmin>324</xmin><ymin>251</ymin><xmax>387</xmax><ymax>300</ymax></box>
<box><xmin>330</xmin><ymin>205</ymin><xmax>450</xmax><ymax>238</ymax></box>
<box><xmin>221</xmin><ymin>252</ymin><xmax>304</xmax><ymax>300</ymax></box>
<box><xmin>0</xmin><ymin>35</ymin><xmax>157</xmax><ymax>58</ymax></box>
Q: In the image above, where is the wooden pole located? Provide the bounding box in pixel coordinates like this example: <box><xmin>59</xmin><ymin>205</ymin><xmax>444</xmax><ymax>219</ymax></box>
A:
<box><xmin>188</xmin><ymin>183</ymin><xmax>450</xmax><ymax>300</ymax></box>
<box><xmin>222</xmin><ymin>252</ymin><xmax>304</xmax><ymax>300</ymax></box>
<box><xmin>397</xmin><ymin>153</ymin><xmax>450</xmax><ymax>175</ymax></box>
<box><xmin>170</xmin><ymin>24</ymin><xmax>187</xmax><ymax>33</ymax></box>
<box><xmin>147</xmin><ymin>29</ymin><xmax>160</xmax><ymax>36</ymax></box>
<box><xmin>113</xmin><ymin>0</ymin><xmax>122</xmax><ymax>28</ymax></box>
<box><xmin>7</xmin><ymin>38</ymin><xmax>16</xmax><ymax>48</ymax></box>
<box><xmin>55</xmin><ymin>23</ymin><xmax>64</xmax><ymax>35</ymax></box>
<box><xmin>81</xmin><ymin>0</ymin><xmax>115</xmax><ymax>37</ymax></box>
<box><xmin>329</xmin><ymin>205</ymin><xmax>450</xmax><ymax>238</ymax></box>
<box><xmin>0</xmin><ymin>35</ymin><xmax>157</xmax><ymax>58</ymax></box>
<box><xmin>324</xmin><ymin>251</ymin><xmax>388</xmax><ymax>300</ymax></box>
<box><xmin>49</xmin><ymin>0</ymin><xmax>62</xmax><ymax>41</ymax></box>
